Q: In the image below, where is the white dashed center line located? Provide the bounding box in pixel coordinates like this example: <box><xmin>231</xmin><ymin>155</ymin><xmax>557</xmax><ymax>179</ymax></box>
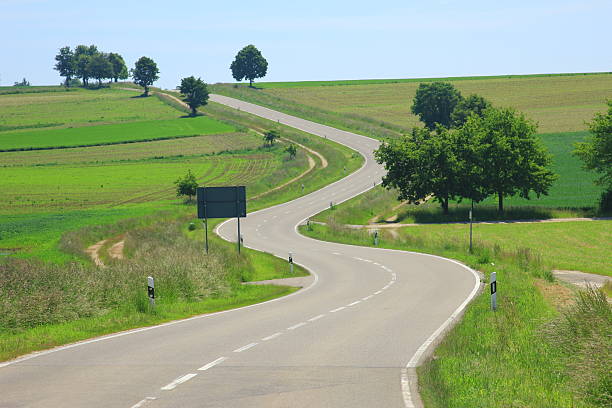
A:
<box><xmin>197</xmin><ymin>357</ymin><xmax>227</xmax><ymax>371</ymax></box>
<box><xmin>233</xmin><ymin>343</ymin><xmax>258</xmax><ymax>353</ymax></box>
<box><xmin>330</xmin><ymin>306</ymin><xmax>346</xmax><ymax>313</ymax></box>
<box><xmin>161</xmin><ymin>373</ymin><xmax>197</xmax><ymax>391</ymax></box>
<box><xmin>308</xmin><ymin>314</ymin><xmax>325</xmax><ymax>322</ymax></box>
<box><xmin>262</xmin><ymin>332</ymin><xmax>283</xmax><ymax>341</ymax></box>
<box><xmin>347</xmin><ymin>301</ymin><xmax>361</xmax><ymax>307</ymax></box>
<box><xmin>287</xmin><ymin>322</ymin><xmax>307</xmax><ymax>330</ymax></box>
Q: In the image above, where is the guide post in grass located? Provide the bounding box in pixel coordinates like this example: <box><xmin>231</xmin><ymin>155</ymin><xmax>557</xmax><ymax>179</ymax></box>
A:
<box><xmin>289</xmin><ymin>252</ymin><xmax>293</xmax><ymax>274</ymax></box>
<box><xmin>374</xmin><ymin>230</ymin><xmax>379</xmax><ymax>246</ymax></box>
<box><xmin>147</xmin><ymin>276</ymin><xmax>155</xmax><ymax>307</ymax></box>
<box><xmin>197</xmin><ymin>186</ymin><xmax>247</xmax><ymax>254</ymax></box>
<box><xmin>490</xmin><ymin>272</ymin><xmax>497</xmax><ymax>311</ymax></box>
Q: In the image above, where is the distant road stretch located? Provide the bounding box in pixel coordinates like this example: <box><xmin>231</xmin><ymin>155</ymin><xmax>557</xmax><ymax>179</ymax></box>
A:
<box><xmin>0</xmin><ymin>94</ymin><xmax>480</xmax><ymax>408</ymax></box>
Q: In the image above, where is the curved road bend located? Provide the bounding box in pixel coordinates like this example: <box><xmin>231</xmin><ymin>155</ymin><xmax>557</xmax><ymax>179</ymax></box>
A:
<box><xmin>0</xmin><ymin>95</ymin><xmax>479</xmax><ymax>408</ymax></box>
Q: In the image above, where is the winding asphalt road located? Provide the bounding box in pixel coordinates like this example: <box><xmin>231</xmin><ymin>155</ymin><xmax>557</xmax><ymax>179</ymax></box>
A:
<box><xmin>0</xmin><ymin>95</ymin><xmax>480</xmax><ymax>408</ymax></box>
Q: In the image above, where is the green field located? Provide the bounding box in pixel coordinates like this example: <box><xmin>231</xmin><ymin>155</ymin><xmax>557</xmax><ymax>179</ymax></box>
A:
<box><xmin>214</xmin><ymin>72</ymin><xmax>612</xmax><ymax>134</ymax></box>
<box><xmin>0</xmin><ymin>87</ymin><xmax>180</xmax><ymax>132</ymax></box>
<box><xmin>0</xmin><ymin>116</ymin><xmax>235</xmax><ymax>151</ymax></box>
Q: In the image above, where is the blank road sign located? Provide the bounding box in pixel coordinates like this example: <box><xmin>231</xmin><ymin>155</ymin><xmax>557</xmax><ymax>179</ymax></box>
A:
<box><xmin>197</xmin><ymin>186</ymin><xmax>246</xmax><ymax>219</ymax></box>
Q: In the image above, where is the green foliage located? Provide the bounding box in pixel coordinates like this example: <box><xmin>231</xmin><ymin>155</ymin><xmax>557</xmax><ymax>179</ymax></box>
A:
<box><xmin>460</xmin><ymin>107</ymin><xmax>557</xmax><ymax>212</ymax></box>
<box><xmin>263</xmin><ymin>129</ymin><xmax>279</xmax><ymax>146</ymax></box>
<box><xmin>451</xmin><ymin>94</ymin><xmax>491</xmax><ymax>128</ymax></box>
<box><xmin>230</xmin><ymin>44</ymin><xmax>268</xmax><ymax>87</ymax></box>
<box><xmin>375</xmin><ymin>127</ymin><xmax>462</xmax><ymax>214</ymax></box>
<box><xmin>107</xmin><ymin>52</ymin><xmax>128</xmax><ymax>82</ymax></box>
<box><xmin>74</xmin><ymin>44</ymin><xmax>99</xmax><ymax>87</ymax></box>
<box><xmin>54</xmin><ymin>46</ymin><xmax>75</xmax><ymax>86</ymax></box>
<box><xmin>87</xmin><ymin>53</ymin><xmax>113</xmax><ymax>86</ymax></box>
<box><xmin>174</xmin><ymin>169</ymin><xmax>198</xmax><ymax>201</ymax></box>
<box><xmin>574</xmin><ymin>100</ymin><xmax>612</xmax><ymax>193</ymax></box>
<box><xmin>178</xmin><ymin>76</ymin><xmax>209</xmax><ymax>116</ymax></box>
<box><xmin>411</xmin><ymin>82</ymin><xmax>463</xmax><ymax>129</ymax></box>
<box><xmin>131</xmin><ymin>56</ymin><xmax>159</xmax><ymax>96</ymax></box>
<box><xmin>285</xmin><ymin>143</ymin><xmax>297</xmax><ymax>159</ymax></box>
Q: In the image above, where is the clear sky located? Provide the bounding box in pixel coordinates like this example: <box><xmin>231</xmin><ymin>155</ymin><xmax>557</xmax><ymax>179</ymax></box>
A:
<box><xmin>1</xmin><ymin>0</ymin><xmax>611</xmax><ymax>89</ymax></box>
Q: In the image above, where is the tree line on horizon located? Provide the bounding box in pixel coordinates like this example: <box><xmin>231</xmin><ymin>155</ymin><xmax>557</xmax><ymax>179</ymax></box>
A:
<box><xmin>54</xmin><ymin>45</ymin><xmax>129</xmax><ymax>87</ymax></box>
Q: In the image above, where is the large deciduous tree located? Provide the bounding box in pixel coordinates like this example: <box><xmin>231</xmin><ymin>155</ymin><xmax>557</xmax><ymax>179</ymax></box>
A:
<box><xmin>411</xmin><ymin>82</ymin><xmax>463</xmax><ymax>130</ymax></box>
<box><xmin>460</xmin><ymin>107</ymin><xmax>557</xmax><ymax>212</ymax></box>
<box><xmin>131</xmin><ymin>56</ymin><xmax>159</xmax><ymax>96</ymax></box>
<box><xmin>107</xmin><ymin>53</ymin><xmax>128</xmax><ymax>82</ymax></box>
<box><xmin>87</xmin><ymin>53</ymin><xmax>114</xmax><ymax>86</ymax></box>
<box><xmin>74</xmin><ymin>45</ymin><xmax>99</xmax><ymax>87</ymax></box>
<box><xmin>573</xmin><ymin>100</ymin><xmax>612</xmax><ymax>209</ymax></box>
<box><xmin>54</xmin><ymin>46</ymin><xmax>75</xmax><ymax>87</ymax></box>
<box><xmin>375</xmin><ymin>127</ymin><xmax>464</xmax><ymax>214</ymax></box>
<box><xmin>178</xmin><ymin>76</ymin><xmax>209</xmax><ymax>116</ymax></box>
<box><xmin>451</xmin><ymin>94</ymin><xmax>491</xmax><ymax>128</ymax></box>
<box><xmin>230</xmin><ymin>45</ymin><xmax>268</xmax><ymax>87</ymax></box>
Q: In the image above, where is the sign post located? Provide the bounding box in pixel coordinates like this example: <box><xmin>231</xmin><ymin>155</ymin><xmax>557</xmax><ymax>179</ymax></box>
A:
<box><xmin>490</xmin><ymin>272</ymin><xmax>497</xmax><ymax>311</ymax></box>
<box><xmin>197</xmin><ymin>186</ymin><xmax>247</xmax><ymax>254</ymax></box>
<box><xmin>147</xmin><ymin>276</ymin><xmax>155</xmax><ymax>307</ymax></box>
<box><xmin>289</xmin><ymin>252</ymin><xmax>293</xmax><ymax>274</ymax></box>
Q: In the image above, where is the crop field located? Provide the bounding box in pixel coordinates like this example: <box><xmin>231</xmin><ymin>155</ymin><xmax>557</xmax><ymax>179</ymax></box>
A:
<box><xmin>0</xmin><ymin>87</ymin><xmax>180</xmax><ymax>131</ymax></box>
<box><xmin>216</xmin><ymin>73</ymin><xmax>612</xmax><ymax>134</ymax></box>
<box><xmin>0</xmin><ymin>116</ymin><xmax>235</xmax><ymax>151</ymax></box>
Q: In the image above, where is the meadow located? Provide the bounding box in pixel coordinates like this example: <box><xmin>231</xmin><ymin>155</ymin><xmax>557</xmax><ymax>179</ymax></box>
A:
<box><xmin>0</xmin><ymin>116</ymin><xmax>235</xmax><ymax>151</ymax></box>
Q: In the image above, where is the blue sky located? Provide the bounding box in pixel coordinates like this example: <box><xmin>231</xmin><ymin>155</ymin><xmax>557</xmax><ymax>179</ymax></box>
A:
<box><xmin>1</xmin><ymin>0</ymin><xmax>611</xmax><ymax>88</ymax></box>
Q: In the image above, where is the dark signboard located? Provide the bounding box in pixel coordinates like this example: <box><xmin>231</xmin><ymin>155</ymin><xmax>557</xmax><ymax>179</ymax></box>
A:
<box><xmin>197</xmin><ymin>186</ymin><xmax>246</xmax><ymax>219</ymax></box>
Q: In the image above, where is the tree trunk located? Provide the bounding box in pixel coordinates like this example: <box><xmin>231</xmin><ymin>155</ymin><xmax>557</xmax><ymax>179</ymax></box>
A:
<box><xmin>249</xmin><ymin>78</ymin><xmax>253</xmax><ymax>87</ymax></box>
<box><xmin>191</xmin><ymin>107</ymin><xmax>196</xmax><ymax>117</ymax></box>
<box><xmin>144</xmin><ymin>86</ymin><xmax>149</xmax><ymax>97</ymax></box>
<box><xmin>442</xmin><ymin>197</ymin><xmax>449</xmax><ymax>214</ymax></box>
<box><xmin>498</xmin><ymin>191</ymin><xmax>504</xmax><ymax>213</ymax></box>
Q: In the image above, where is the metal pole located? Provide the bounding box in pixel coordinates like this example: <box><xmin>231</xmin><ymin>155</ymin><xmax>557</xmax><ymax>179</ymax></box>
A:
<box><xmin>204</xmin><ymin>217</ymin><xmax>209</xmax><ymax>254</ymax></box>
<box><xmin>469</xmin><ymin>200</ymin><xmax>473</xmax><ymax>253</ymax></box>
<box><xmin>237</xmin><ymin>216</ymin><xmax>241</xmax><ymax>254</ymax></box>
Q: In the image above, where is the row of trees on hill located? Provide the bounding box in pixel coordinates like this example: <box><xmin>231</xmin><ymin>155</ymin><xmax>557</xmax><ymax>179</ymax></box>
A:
<box><xmin>375</xmin><ymin>82</ymin><xmax>557</xmax><ymax>213</ymax></box>
<box><xmin>54</xmin><ymin>45</ymin><xmax>128</xmax><ymax>87</ymax></box>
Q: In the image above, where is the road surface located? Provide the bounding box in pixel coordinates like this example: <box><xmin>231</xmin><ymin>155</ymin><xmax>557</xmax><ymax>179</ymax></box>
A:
<box><xmin>0</xmin><ymin>95</ymin><xmax>480</xmax><ymax>408</ymax></box>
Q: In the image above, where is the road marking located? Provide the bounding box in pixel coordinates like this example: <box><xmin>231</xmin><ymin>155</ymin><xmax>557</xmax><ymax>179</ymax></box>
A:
<box><xmin>373</xmin><ymin>262</ymin><xmax>381</xmax><ymax>266</ymax></box>
<box><xmin>347</xmin><ymin>301</ymin><xmax>361</xmax><ymax>306</ymax></box>
<box><xmin>353</xmin><ymin>257</ymin><xmax>364</xmax><ymax>261</ymax></box>
<box><xmin>198</xmin><ymin>357</ymin><xmax>227</xmax><ymax>371</ymax></box>
<box><xmin>233</xmin><ymin>343</ymin><xmax>258</xmax><ymax>353</ymax></box>
<box><xmin>330</xmin><ymin>306</ymin><xmax>346</xmax><ymax>313</ymax></box>
<box><xmin>262</xmin><ymin>332</ymin><xmax>283</xmax><ymax>341</ymax></box>
<box><xmin>363</xmin><ymin>259</ymin><xmax>372</xmax><ymax>263</ymax></box>
<box><xmin>374</xmin><ymin>290</ymin><xmax>382</xmax><ymax>295</ymax></box>
<box><xmin>362</xmin><ymin>295</ymin><xmax>373</xmax><ymax>301</ymax></box>
<box><xmin>308</xmin><ymin>314</ymin><xmax>325</xmax><ymax>322</ymax></box>
<box><xmin>287</xmin><ymin>322</ymin><xmax>307</xmax><ymax>330</ymax></box>
<box><xmin>401</xmin><ymin>369</ymin><xmax>415</xmax><ymax>408</ymax></box>
<box><xmin>332</xmin><ymin>252</ymin><xmax>342</xmax><ymax>255</ymax></box>
<box><xmin>161</xmin><ymin>373</ymin><xmax>197</xmax><ymax>391</ymax></box>
<box><xmin>130</xmin><ymin>397</ymin><xmax>157</xmax><ymax>408</ymax></box>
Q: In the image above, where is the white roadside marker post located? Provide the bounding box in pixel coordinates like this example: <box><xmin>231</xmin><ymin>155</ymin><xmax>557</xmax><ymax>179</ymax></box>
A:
<box><xmin>469</xmin><ymin>202</ymin><xmax>473</xmax><ymax>253</ymax></box>
<box><xmin>490</xmin><ymin>272</ymin><xmax>497</xmax><ymax>311</ymax></box>
<box><xmin>374</xmin><ymin>230</ymin><xmax>379</xmax><ymax>246</ymax></box>
<box><xmin>289</xmin><ymin>252</ymin><xmax>293</xmax><ymax>275</ymax></box>
<box><xmin>147</xmin><ymin>276</ymin><xmax>155</xmax><ymax>308</ymax></box>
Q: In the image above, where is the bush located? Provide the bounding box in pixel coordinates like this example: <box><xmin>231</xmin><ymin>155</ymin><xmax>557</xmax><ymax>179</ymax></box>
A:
<box><xmin>598</xmin><ymin>189</ymin><xmax>612</xmax><ymax>212</ymax></box>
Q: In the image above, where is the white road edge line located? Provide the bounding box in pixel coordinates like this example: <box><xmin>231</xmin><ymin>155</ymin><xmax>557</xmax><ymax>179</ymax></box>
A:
<box><xmin>160</xmin><ymin>373</ymin><xmax>197</xmax><ymax>391</ymax></box>
<box><xmin>374</xmin><ymin>290</ymin><xmax>382</xmax><ymax>295</ymax></box>
<box><xmin>308</xmin><ymin>314</ymin><xmax>325</xmax><ymax>322</ymax></box>
<box><xmin>262</xmin><ymin>332</ymin><xmax>283</xmax><ymax>341</ymax></box>
<box><xmin>287</xmin><ymin>322</ymin><xmax>307</xmax><ymax>330</ymax></box>
<box><xmin>400</xmin><ymin>369</ymin><xmax>415</xmax><ymax>408</ymax></box>
<box><xmin>233</xmin><ymin>343</ymin><xmax>258</xmax><ymax>353</ymax></box>
<box><xmin>130</xmin><ymin>397</ymin><xmax>157</xmax><ymax>408</ymax></box>
<box><xmin>330</xmin><ymin>306</ymin><xmax>345</xmax><ymax>313</ymax></box>
<box><xmin>347</xmin><ymin>301</ymin><xmax>361</xmax><ymax>306</ymax></box>
<box><xmin>198</xmin><ymin>357</ymin><xmax>227</xmax><ymax>371</ymax></box>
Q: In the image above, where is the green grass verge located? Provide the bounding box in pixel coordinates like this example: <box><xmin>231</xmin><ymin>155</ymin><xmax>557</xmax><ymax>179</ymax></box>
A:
<box><xmin>0</xmin><ymin>116</ymin><xmax>234</xmax><ymax>151</ymax></box>
<box><xmin>299</xmin><ymin>221</ymin><xmax>610</xmax><ymax>407</ymax></box>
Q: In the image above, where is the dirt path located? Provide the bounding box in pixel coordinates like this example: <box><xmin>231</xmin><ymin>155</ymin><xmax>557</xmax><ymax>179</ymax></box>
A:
<box><xmin>553</xmin><ymin>270</ymin><xmax>610</xmax><ymax>289</ymax></box>
<box><xmin>85</xmin><ymin>237</ymin><xmax>125</xmax><ymax>267</ymax></box>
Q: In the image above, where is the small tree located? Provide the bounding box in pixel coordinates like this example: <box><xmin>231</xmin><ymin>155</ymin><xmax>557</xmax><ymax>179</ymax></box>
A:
<box><xmin>411</xmin><ymin>82</ymin><xmax>463</xmax><ymax>130</ymax></box>
<box><xmin>74</xmin><ymin>45</ymin><xmax>99</xmax><ymax>87</ymax></box>
<box><xmin>131</xmin><ymin>56</ymin><xmax>159</xmax><ymax>96</ymax></box>
<box><xmin>178</xmin><ymin>76</ymin><xmax>209</xmax><ymax>116</ymax></box>
<box><xmin>451</xmin><ymin>94</ymin><xmax>491</xmax><ymax>128</ymax></box>
<box><xmin>230</xmin><ymin>44</ymin><xmax>268</xmax><ymax>87</ymax></box>
<box><xmin>13</xmin><ymin>78</ymin><xmax>30</xmax><ymax>86</ymax></box>
<box><xmin>285</xmin><ymin>144</ymin><xmax>297</xmax><ymax>159</ymax></box>
<box><xmin>460</xmin><ymin>107</ymin><xmax>557</xmax><ymax>212</ymax></box>
<box><xmin>107</xmin><ymin>53</ymin><xmax>128</xmax><ymax>82</ymax></box>
<box><xmin>263</xmin><ymin>129</ymin><xmax>279</xmax><ymax>146</ymax></box>
<box><xmin>174</xmin><ymin>169</ymin><xmax>198</xmax><ymax>202</ymax></box>
<box><xmin>54</xmin><ymin>46</ymin><xmax>75</xmax><ymax>86</ymax></box>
